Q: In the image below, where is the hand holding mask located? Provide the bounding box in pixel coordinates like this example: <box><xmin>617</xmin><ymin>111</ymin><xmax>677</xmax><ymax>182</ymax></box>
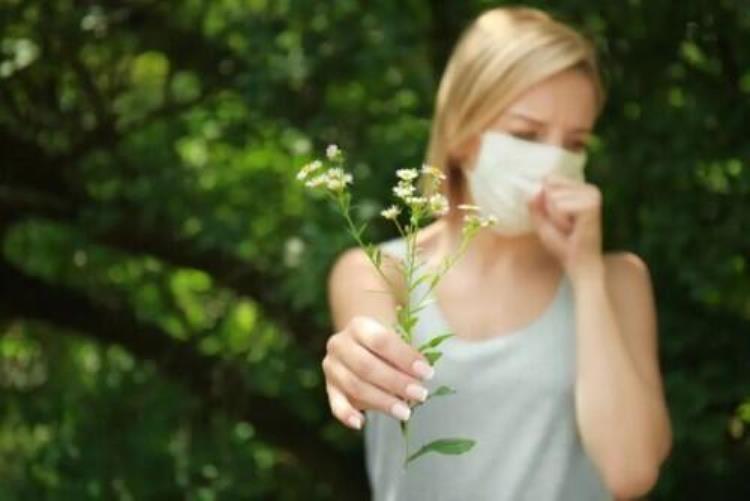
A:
<box><xmin>465</xmin><ymin>130</ymin><xmax>588</xmax><ymax>236</ymax></box>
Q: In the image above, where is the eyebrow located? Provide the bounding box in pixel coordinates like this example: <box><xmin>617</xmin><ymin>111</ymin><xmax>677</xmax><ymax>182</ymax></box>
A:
<box><xmin>507</xmin><ymin>111</ymin><xmax>591</xmax><ymax>134</ymax></box>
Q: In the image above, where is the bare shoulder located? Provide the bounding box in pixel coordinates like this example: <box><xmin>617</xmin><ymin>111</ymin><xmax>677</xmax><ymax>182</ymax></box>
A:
<box><xmin>328</xmin><ymin>243</ymin><xmax>406</xmax><ymax>293</ymax></box>
<box><xmin>601</xmin><ymin>250</ymin><xmax>657</xmax><ymax>327</ymax></box>
<box><xmin>602</xmin><ymin>251</ymin><xmax>654</xmax><ymax>296</ymax></box>
<box><xmin>326</xmin><ymin>243</ymin><xmax>407</xmax><ymax>332</ymax></box>
<box><xmin>331</xmin><ymin>220</ymin><xmax>444</xmax><ymax>286</ymax></box>
<box><xmin>328</xmin><ymin>245</ymin><xmax>393</xmax><ymax>291</ymax></box>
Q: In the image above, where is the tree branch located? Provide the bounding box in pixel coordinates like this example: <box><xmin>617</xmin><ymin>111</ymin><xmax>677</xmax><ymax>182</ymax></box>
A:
<box><xmin>0</xmin><ymin>257</ymin><xmax>368</xmax><ymax>498</ymax></box>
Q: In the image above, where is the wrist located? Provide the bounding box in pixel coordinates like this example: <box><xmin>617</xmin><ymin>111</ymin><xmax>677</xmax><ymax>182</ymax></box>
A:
<box><xmin>568</xmin><ymin>257</ymin><xmax>606</xmax><ymax>289</ymax></box>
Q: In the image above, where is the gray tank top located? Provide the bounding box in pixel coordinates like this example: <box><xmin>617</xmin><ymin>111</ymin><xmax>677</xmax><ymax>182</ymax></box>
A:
<box><xmin>363</xmin><ymin>236</ymin><xmax>612</xmax><ymax>501</ymax></box>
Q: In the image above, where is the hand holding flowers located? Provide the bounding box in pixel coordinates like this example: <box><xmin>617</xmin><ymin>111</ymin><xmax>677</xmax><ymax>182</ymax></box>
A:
<box><xmin>298</xmin><ymin>145</ymin><xmax>497</xmax><ymax>467</ymax></box>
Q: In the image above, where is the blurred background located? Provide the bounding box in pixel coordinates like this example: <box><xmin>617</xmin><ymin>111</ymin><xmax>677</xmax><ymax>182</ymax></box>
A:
<box><xmin>1</xmin><ymin>0</ymin><xmax>748</xmax><ymax>499</ymax></box>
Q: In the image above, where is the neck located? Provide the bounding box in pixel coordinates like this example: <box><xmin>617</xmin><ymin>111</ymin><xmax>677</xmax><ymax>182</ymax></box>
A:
<box><xmin>437</xmin><ymin>218</ymin><xmax>555</xmax><ymax>275</ymax></box>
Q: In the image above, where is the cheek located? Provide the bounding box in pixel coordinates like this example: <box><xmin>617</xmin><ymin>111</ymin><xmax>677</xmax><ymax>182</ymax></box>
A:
<box><xmin>463</xmin><ymin>151</ymin><xmax>478</xmax><ymax>172</ymax></box>
<box><xmin>453</xmin><ymin>136</ymin><xmax>480</xmax><ymax>171</ymax></box>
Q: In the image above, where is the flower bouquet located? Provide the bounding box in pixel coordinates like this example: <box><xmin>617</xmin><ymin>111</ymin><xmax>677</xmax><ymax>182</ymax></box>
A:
<box><xmin>297</xmin><ymin>144</ymin><xmax>497</xmax><ymax>468</ymax></box>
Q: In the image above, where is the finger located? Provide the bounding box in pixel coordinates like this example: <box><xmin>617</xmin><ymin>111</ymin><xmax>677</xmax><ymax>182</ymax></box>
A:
<box><xmin>326</xmin><ymin>381</ymin><xmax>366</xmax><ymax>430</ymax></box>
<box><xmin>542</xmin><ymin>190</ymin><xmax>574</xmax><ymax>233</ymax></box>
<box><xmin>543</xmin><ymin>172</ymin><xmax>581</xmax><ymax>187</ymax></box>
<box><xmin>339</xmin><ymin>335</ymin><xmax>429</xmax><ymax>404</ymax></box>
<box><xmin>548</xmin><ymin>187</ymin><xmax>600</xmax><ymax>209</ymax></box>
<box><xmin>528</xmin><ymin>200</ymin><xmax>544</xmax><ymax>230</ymax></box>
<box><xmin>541</xmin><ymin>180</ymin><xmax>585</xmax><ymax>202</ymax></box>
<box><xmin>527</xmin><ymin>191</ymin><xmax>546</xmax><ymax>227</ymax></box>
<box><xmin>326</xmin><ymin>355</ymin><xmax>413</xmax><ymax>421</ymax></box>
<box><xmin>537</xmin><ymin>218</ymin><xmax>567</xmax><ymax>251</ymax></box>
<box><xmin>529</xmin><ymin>195</ymin><xmax>567</xmax><ymax>249</ymax></box>
<box><xmin>543</xmin><ymin>180</ymin><xmax>600</xmax><ymax>208</ymax></box>
<box><xmin>547</xmin><ymin>191</ymin><xmax>584</xmax><ymax>205</ymax></box>
<box><xmin>552</xmin><ymin>198</ymin><xmax>597</xmax><ymax>213</ymax></box>
<box><xmin>529</xmin><ymin>187</ymin><xmax>572</xmax><ymax>234</ymax></box>
<box><xmin>350</xmin><ymin>316</ymin><xmax>434</xmax><ymax>381</ymax></box>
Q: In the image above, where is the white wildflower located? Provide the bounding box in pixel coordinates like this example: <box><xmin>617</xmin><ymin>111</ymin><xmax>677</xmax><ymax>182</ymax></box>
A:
<box><xmin>481</xmin><ymin>214</ymin><xmax>499</xmax><ymax>227</ymax></box>
<box><xmin>405</xmin><ymin>195</ymin><xmax>427</xmax><ymax>206</ymax></box>
<box><xmin>428</xmin><ymin>194</ymin><xmax>449</xmax><ymax>216</ymax></box>
<box><xmin>323</xmin><ymin>167</ymin><xmax>353</xmax><ymax>192</ymax></box>
<box><xmin>421</xmin><ymin>164</ymin><xmax>446</xmax><ymax>180</ymax></box>
<box><xmin>393</xmin><ymin>182</ymin><xmax>416</xmax><ymax>199</ymax></box>
<box><xmin>296</xmin><ymin>159</ymin><xmax>323</xmax><ymax>181</ymax></box>
<box><xmin>304</xmin><ymin>174</ymin><xmax>327</xmax><ymax>188</ymax></box>
<box><xmin>380</xmin><ymin>204</ymin><xmax>401</xmax><ymax>220</ymax></box>
<box><xmin>326</xmin><ymin>144</ymin><xmax>341</xmax><ymax>160</ymax></box>
<box><xmin>305</xmin><ymin>174</ymin><xmax>328</xmax><ymax>188</ymax></box>
<box><xmin>396</xmin><ymin>168</ymin><xmax>419</xmax><ymax>181</ymax></box>
<box><xmin>464</xmin><ymin>213</ymin><xmax>498</xmax><ymax>228</ymax></box>
<box><xmin>326</xmin><ymin>178</ymin><xmax>345</xmax><ymax>191</ymax></box>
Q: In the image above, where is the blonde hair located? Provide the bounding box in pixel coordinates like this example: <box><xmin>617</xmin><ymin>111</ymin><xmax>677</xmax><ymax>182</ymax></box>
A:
<box><xmin>421</xmin><ymin>6</ymin><xmax>607</xmax><ymax>224</ymax></box>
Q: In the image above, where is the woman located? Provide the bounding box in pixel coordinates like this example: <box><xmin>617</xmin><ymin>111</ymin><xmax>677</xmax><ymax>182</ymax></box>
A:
<box><xmin>324</xmin><ymin>6</ymin><xmax>672</xmax><ymax>500</ymax></box>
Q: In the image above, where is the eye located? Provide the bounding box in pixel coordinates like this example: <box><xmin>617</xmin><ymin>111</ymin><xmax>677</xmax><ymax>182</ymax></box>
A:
<box><xmin>510</xmin><ymin>131</ymin><xmax>537</xmax><ymax>142</ymax></box>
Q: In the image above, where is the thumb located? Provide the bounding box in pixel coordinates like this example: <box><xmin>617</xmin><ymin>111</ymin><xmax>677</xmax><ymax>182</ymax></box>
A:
<box><xmin>528</xmin><ymin>190</ymin><xmax>566</xmax><ymax>252</ymax></box>
<box><xmin>527</xmin><ymin>188</ymin><xmax>545</xmax><ymax>228</ymax></box>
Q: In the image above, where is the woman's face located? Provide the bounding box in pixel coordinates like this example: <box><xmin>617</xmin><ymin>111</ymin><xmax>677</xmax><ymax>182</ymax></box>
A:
<box><xmin>460</xmin><ymin>68</ymin><xmax>599</xmax><ymax>168</ymax></box>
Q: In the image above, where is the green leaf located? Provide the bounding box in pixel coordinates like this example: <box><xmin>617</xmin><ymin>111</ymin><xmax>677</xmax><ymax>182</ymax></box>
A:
<box><xmin>404</xmin><ymin>315</ymin><xmax>418</xmax><ymax>331</ymax></box>
<box><xmin>423</xmin><ymin>351</ymin><xmax>442</xmax><ymax>365</ymax></box>
<box><xmin>428</xmin><ymin>273</ymin><xmax>441</xmax><ymax>290</ymax></box>
<box><xmin>418</xmin><ymin>332</ymin><xmax>454</xmax><ymax>352</ymax></box>
<box><xmin>362</xmin><ymin>243</ymin><xmax>382</xmax><ymax>268</ymax></box>
<box><xmin>397</xmin><ymin>312</ymin><xmax>418</xmax><ymax>335</ymax></box>
<box><xmin>395</xmin><ymin>319</ymin><xmax>406</xmax><ymax>336</ymax></box>
<box><xmin>372</xmin><ymin>247</ymin><xmax>382</xmax><ymax>267</ymax></box>
<box><xmin>427</xmin><ymin>385</ymin><xmax>456</xmax><ymax>400</ymax></box>
<box><xmin>406</xmin><ymin>438</ymin><xmax>476</xmax><ymax>464</ymax></box>
<box><xmin>409</xmin><ymin>272</ymin><xmax>434</xmax><ymax>292</ymax></box>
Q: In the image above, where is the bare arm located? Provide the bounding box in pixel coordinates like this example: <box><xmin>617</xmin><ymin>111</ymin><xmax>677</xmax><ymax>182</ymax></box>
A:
<box><xmin>573</xmin><ymin>252</ymin><xmax>673</xmax><ymax>499</ymax></box>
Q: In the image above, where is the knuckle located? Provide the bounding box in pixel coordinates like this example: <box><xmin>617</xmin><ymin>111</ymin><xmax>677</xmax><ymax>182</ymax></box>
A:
<box><xmin>354</xmin><ymin>356</ymin><xmax>376</xmax><ymax>380</ymax></box>
<box><xmin>369</xmin><ymin>330</ymin><xmax>389</xmax><ymax>352</ymax></box>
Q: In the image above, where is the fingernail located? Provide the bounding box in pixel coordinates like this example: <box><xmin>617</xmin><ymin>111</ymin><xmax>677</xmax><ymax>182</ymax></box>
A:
<box><xmin>347</xmin><ymin>415</ymin><xmax>363</xmax><ymax>430</ymax></box>
<box><xmin>412</xmin><ymin>360</ymin><xmax>435</xmax><ymax>380</ymax></box>
<box><xmin>405</xmin><ymin>383</ymin><xmax>429</xmax><ymax>402</ymax></box>
<box><xmin>390</xmin><ymin>401</ymin><xmax>411</xmax><ymax>421</ymax></box>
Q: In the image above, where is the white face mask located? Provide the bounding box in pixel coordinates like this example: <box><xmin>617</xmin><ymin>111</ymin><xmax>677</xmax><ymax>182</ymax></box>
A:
<box><xmin>465</xmin><ymin>130</ymin><xmax>588</xmax><ymax>236</ymax></box>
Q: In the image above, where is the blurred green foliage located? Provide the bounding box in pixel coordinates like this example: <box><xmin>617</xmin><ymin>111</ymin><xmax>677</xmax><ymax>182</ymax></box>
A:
<box><xmin>0</xmin><ymin>0</ymin><xmax>748</xmax><ymax>499</ymax></box>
